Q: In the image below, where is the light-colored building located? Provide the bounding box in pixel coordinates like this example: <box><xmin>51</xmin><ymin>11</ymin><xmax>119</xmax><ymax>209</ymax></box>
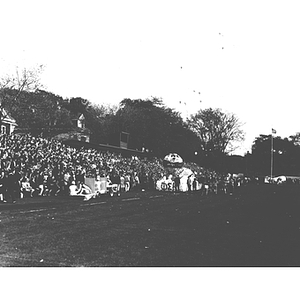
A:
<box><xmin>72</xmin><ymin>113</ymin><xmax>86</xmax><ymax>130</ymax></box>
<box><xmin>1</xmin><ymin>108</ymin><xmax>17</xmax><ymax>134</ymax></box>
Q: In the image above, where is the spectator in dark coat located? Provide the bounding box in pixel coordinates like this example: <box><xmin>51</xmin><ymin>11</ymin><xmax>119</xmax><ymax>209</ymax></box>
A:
<box><xmin>3</xmin><ymin>171</ymin><xmax>19</xmax><ymax>203</ymax></box>
<box><xmin>111</xmin><ymin>170</ymin><xmax>121</xmax><ymax>196</ymax></box>
<box><xmin>174</xmin><ymin>176</ymin><xmax>180</xmax><ymax>192</ymax></box>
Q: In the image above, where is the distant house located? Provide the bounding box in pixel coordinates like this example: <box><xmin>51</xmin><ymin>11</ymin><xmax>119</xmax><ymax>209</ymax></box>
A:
<box><xmin>54</xmin><ymin>112</ymin><xmax>90</xmax><ymax>143</ymax></box>
<box><xmin>72</xmin><ymin>113</ymin><xmax>86</xmax><ymax>130</ymax></box>
<box><xmin>0</xmin><ymin>108</ymin><xmax>17</xmax><ymax>135</ymax></box>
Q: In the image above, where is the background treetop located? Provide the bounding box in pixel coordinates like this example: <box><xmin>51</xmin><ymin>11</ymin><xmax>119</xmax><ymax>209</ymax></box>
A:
<box><xmin>0</xmin><ymin>65</ymin><xmax>45</xmax><ymax>97</ymax></box>
<box><xmin>187</xmin><ymin>108</ymin><xmax>245</xmax><ymax>156</ymax></box>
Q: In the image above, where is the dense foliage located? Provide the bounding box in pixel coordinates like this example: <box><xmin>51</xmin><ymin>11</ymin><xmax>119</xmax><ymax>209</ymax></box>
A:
<box><xmin>187</xmin><ymin>108</ymin><xmax>245</xmax><ymax>156</ymax></box>
<box><xmin>105</xmin><ymin>98</ymin><xmax>201</xmax><ymax>160</ymax></box>
<box><xmin>3</xmin><ymin>89</ymin><xmax>72</xmax><ymax>133</ymax></box>
<box><xmin>247</xmin><ymin>134</ymin><xmax>300</xmax><ymax>176</ymax></box>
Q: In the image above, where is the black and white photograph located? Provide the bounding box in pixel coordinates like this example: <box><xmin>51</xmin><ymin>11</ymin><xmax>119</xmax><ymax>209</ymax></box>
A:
<box><xmin>0</xmin><ymin>0</ymin><xmax>299</xmax><ymax>298</ymax></box>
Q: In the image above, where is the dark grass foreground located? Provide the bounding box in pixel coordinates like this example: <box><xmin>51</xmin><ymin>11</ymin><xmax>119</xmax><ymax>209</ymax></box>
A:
<box><xmin>1</xmin><ymin>184</ymin><xmax>300</xmax><ymax>267</ymax></box>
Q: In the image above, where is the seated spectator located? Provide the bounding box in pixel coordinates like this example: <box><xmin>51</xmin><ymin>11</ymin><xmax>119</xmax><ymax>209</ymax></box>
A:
<box><xmin>69</xmin><ymin>181</ymin><xmax>79</xmax><ymax>196</ymax></box>
<box><xmin>20</xmin><ymin>176</ymin><xmax>34</xmax><ymax>198</ymax></box>
<box><xmin>69</xmin><ymin>180</ymin><xmax>95</xmax><ymax>201</ymax></box>
<box><xmin>46</xmin><ymin>175</ymin><xmax>60</xmax><ymax>196</ymax></box>
<box><xmin>76</xmin><ymin>181</ymin><xmax>95</xmax><ymax>201</ymax></box>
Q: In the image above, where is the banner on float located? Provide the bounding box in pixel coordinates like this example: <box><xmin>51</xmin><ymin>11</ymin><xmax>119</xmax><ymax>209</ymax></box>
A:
<box><xmin>85</xmin><ymin>178</ymin><xmax>95</xmax><ymax>193</ymax></box>
<box><xmin>98</xmin><ymin>177</ymin><xmax>108</xmax><ymax>194</ymax></box>
<box><xmin>156</xmin><ymin>177</ymin><xmax>202</xmax><ymax>192</ymax></box>
<box><xmin>85</xmin><ymin>177</ymin><xmax>108</xmax><ymax>194</ymax></box>
<box><xmin>155</xmin><ymin>168</ymin><xmax>202</xmax><ymax>192</ymax></box>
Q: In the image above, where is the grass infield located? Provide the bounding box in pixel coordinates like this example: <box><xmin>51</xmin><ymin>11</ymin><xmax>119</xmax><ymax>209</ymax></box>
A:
<box><xmin>0</xmin><ymin>184</ymin><xmax>300</xmax><ymax>267</ymax></box>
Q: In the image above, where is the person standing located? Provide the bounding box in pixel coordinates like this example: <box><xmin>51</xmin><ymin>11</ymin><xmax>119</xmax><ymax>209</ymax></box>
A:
<box><xmin>192</xmin><ymin>177</ymin><xmax>198</xmax><ymax>192</ymax></box>
<box><xmin>187</xmin><ymin>175</ymin><xmax>193</xmax><ymax>194</ymax></box>
<box><xmin>111</xmin><ymin>170</ymin><xmax>121</xmax><ymax>196</ymax></box>
<box><xmin>3</xmin><ymin>171</ymin><xmax>19</xmax><ymax>203</ymax></box>
<box><xmin>174</xmin><ymin>176</ymin><xmax>180</xmax><ymax>192</ymax></box>
<box><xmin>0</xmin><ymin>171</ymin><xmax>5</xmax><ymax>203</ymax></box>
<box><xmin>124</xmin><ymin>173</ymin><xmax>131</xmax><ymax>192</ymax></box>
<box><xmin>120</xmin><ymin>173</ymin><xmax>125</xmax><ymax>192</ymax></box>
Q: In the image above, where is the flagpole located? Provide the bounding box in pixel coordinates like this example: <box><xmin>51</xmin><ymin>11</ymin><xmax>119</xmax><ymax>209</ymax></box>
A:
<box><xmin>270</xmin><ymin>133</ymin><xmax>273</xmax><ymax>181</ymax></box>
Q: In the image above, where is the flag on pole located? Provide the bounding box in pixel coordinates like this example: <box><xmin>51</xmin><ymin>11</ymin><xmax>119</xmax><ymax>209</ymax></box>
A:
<box><xmin>272</xmin><ymin>128</ymin><xmax>277</xmax><ymax>134</ymax></box>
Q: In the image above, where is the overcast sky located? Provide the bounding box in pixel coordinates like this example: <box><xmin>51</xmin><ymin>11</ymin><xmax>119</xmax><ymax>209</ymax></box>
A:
<box><xmin>1</xmin><ymin>0</ymin><xmax>300</xmax><ymax>155</ymax></box>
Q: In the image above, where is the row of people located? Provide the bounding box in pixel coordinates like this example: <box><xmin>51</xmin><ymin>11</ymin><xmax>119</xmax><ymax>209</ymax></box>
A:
<box><xmin>158</xmin><ymin>172</ymin><xmax>246</xmax><ymax>195</ymax></box>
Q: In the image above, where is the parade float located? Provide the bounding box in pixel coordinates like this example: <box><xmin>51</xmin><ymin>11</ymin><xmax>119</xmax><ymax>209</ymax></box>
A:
<box><xmin>156</xmin><ymin>153</ymin><xmax>201</xmax><ymax>192</ymax></box>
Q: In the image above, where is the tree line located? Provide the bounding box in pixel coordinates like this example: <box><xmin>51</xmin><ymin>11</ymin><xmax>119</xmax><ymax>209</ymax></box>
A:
<box><xmin>0</xmin><ymin>88</ymin><xmax>244</xmax><ymax>167</ymax></box>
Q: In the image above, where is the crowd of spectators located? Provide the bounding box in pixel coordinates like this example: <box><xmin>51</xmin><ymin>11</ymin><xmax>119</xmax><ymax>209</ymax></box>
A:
<box><xmin>0</xmin><ymin>133</ymin><xmax>166</xmax><ymax>202</ymax></box>
<box><xmin>0</xmin><ymin>133</ymin><xmax>244</xmax><ymax>203</ymax></box>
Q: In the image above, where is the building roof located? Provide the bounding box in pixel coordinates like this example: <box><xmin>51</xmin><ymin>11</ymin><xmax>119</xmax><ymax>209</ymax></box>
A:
<box><xmin>1</xmin><ymin>108</ymin><xmax>17</xmax><ymax>126</ymax></box>
<box><xmin>70</xmin><ymin>112</ymin><xmax>85</xmax><ymax>120</ymax></box>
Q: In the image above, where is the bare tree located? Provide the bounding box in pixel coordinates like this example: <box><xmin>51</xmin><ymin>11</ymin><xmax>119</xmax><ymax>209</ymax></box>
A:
<box><xmin>1</xmin><ymin>64</ymin><xmax>44</xmax><ymax>98</ymax></box>
<box><xmin>187</xmin><ymin>108</ymin><xmax>245</xmax><ymax>156</ymax></box>
<box><xmin>0</xmin><ymin>64</ymin><xmax>45</xmax><ymax>129</ymax></box>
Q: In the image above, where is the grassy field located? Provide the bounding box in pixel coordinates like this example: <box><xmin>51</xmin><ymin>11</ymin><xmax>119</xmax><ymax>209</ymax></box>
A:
<box><xmin>1</xmin><ymin>183</ymin><xmax>300</xmax><ymax>267</ymax></box>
